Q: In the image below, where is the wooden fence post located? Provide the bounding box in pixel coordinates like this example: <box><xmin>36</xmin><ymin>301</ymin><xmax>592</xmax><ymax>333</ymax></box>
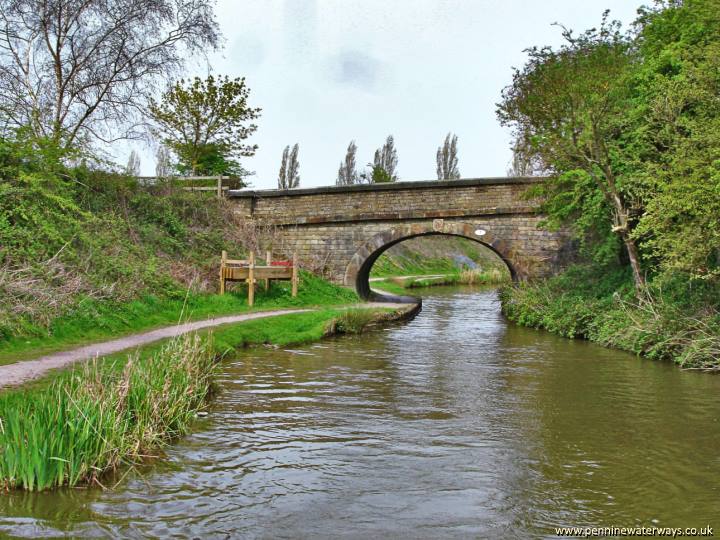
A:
<box><xmin>291</xmin><ymin>252</ymin><xmax>298</xmax><ymax>297</ymax></box>
<box><xmin>219</xmin><ymin>250</ymin><xmax>227</xmax><ymax>295</ymax></box>
<box><xmin>248</xmin><ymin>251</ymin><xmax>255</xmax><ymax>306</ymax></box>
<box><xmin>216</xmin><ymin>175</ymin><xmax>223</xmax><ymax>198</ymax></box>
<box><xmin>265</xmin><ymin>250</ymin><xmax>271</xmax><ymax>290</ymax></box>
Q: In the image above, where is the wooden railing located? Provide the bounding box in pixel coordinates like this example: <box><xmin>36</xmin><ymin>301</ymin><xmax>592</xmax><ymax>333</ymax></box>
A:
<box><xmin>136</xmin><ymin>176</ymin><xmax>236</xmax><ymax>198</ymax></box>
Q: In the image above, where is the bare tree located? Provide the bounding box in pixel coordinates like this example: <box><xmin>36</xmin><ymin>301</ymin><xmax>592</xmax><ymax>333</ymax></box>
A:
<box><xmin>278</xmin><ymin>144</ymin><xmax>300</xmax><ymax>189</ymax></box>
<box><xmin>436</xmin><ymin>132</ymin><xmax>460</xmax><ymax>180</ymax></box>
<box><xmin>0</xmin><ymin>0</ymin><xmax>220</xmax><ymax>151</ymax></box>
<box><xmin>506</xmin><ymin>139</ymin><xmax>545</xmax><ymax>177</ymax></box>
<box><xmin>336</xmin><ymin>140</ymin><xmax>358</xmax><ymax>186</ymax></box>
<box><xmin>155</xmin><ymin>144</ymin><xmax>173</xmax><ymax>178</ymax></box>
<box><xmin>125</xmin><ymin>150</ymin><xmax>141</xmax><ymax>177</ymax></box>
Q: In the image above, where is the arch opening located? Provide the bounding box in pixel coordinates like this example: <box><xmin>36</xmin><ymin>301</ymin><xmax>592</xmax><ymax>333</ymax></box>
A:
<box><xmin>349</xmin><ymin>231</ymin><xmax>517</xmax><ymax>301</ymax></box>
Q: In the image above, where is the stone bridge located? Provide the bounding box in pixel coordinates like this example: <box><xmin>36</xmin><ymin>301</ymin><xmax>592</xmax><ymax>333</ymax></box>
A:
<box><xmin>228</xmin><ymin>177</ymin><xmax>573</xmax><ymax>299</ymax></box>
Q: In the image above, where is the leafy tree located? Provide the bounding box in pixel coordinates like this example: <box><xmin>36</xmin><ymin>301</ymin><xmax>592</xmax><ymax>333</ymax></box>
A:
<box><xmin>367</xmin><ymin>165</ymin><xmax>395</xmax><ymax>183</ymax></box>
<box><xmin>337</xmin><ymin>141</ymin><xmax>358</xmax><ymax>186</ymax></box>
<box><xmin>631</xmin><ymin>0</ymin><xmax>720</xmax><ymax>280</ymax></box>
<box><xmin>278</xmin><ymin>144</ymin><xmax>300</xmax><ymax>189</ymax></box>
<box><xmin>174</xmin><ymin>143</ymin><xmax>250</xmax><ymax>178</ymax></box>
<box><xmin>436</xmin><ymin>133</ymin><xmax>460</xmax><ymax>180</ymax></box>
<box><xmin>149</xmin><ymin>75</ymin><xmax>260</xmax><ymax>178</ymax></box>
<box><xmin>0</xmin><ymin>0</ymin><xmax>219</xmax><ymax>152</ymax></box>
<box><xmin>497</xmin><ymin>13</ymin><xmax>648</xmax><ymax>290</ymax></box>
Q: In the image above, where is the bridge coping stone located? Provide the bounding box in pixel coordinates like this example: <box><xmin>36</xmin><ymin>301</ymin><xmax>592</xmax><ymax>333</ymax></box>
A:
<box><xmin>228</xmin><ymin>176</ymin><xmax>544</xmax><ymax>199</ymax></box>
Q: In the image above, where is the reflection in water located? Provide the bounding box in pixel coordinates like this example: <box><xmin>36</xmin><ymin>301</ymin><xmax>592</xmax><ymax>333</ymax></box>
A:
<box><xmin>1</xmin><ymin>287</ymin><xmax>719</xmax><ymax>538</ymax></box>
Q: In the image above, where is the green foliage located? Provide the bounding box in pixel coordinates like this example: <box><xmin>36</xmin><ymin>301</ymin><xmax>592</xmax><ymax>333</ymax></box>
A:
<box><xmin>498</xmin><ymin>0</ymin><xmax>720</xmax><ymax>285</ymax></box>
<box><xmin>0</xmin><ymin>157</ymin><xmax>246</xmax><ymax>344</ymax></box>
<box><xmin>497</xmin><ymin>1</ymin><xmax>720</xmax><ymax>365</ymax></box>
<box><xmin>326</xmin><ymin>309</ymin><xmax>380</xmax><ymax>334</ymax></box>
<box><xmin>0</xmin><ymin>129</ymin><xmax>74</xmax><ymax>180</ymax></box>
<box><xmin>370</xmin><ymin>165</ymin><xmax>394</xmax><ymax>183</ymax></box>
<box><xmin>631</xmin><ymin>0</ymin><xmax>720</xmax><ymax>279</ymax></box>
<box><xmin>0</xmin><ymin>175</ymin><xmax>87</xmax><ymax>262</ymax></box>
<box><xmin>149</xmin><ymin>75</ymin><xmax>261</xmax><ymax>178</ymax></box>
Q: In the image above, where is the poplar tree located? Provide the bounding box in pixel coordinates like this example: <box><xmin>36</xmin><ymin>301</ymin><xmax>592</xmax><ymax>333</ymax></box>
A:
<box><xmin>436</xmin><ymin>133</ymin><xmax>460</xmax><ymax>180</ymax></box>
<box><xmin>368</xmin><ymin>135</ymin><xmax>398</xmax><ymax>183</ymax></box>
<box><xmin>278</xmin><ymin>144</ymin><xmax>300</xmax><ymax>189</ymax></box>
<box><xmin>337</xmin><ymin>141</ymin><xmax>358</xmax><ymax>186</ymax></box>
<box><xmin>125</xmin><ymin>150</ymin><xmax>141</xmax><ymax>177</ymax></box>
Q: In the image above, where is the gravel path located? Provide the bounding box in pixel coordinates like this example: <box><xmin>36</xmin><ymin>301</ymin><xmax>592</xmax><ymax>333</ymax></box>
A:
<box><xmin>0</xmin><ymin>303</ymin><xmax>408</xmax><ymax>390</ymax></box>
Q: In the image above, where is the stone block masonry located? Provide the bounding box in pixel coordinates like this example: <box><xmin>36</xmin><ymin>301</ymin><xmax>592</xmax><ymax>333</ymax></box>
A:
<box><xmin>228</xmin><ymin>177</ymin><xmax>574</xmax><ymax>298</ymax></box>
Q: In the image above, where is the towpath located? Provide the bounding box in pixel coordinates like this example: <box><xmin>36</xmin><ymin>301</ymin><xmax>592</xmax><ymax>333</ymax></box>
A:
<box><xmin>0</xmin><ymin>303</ymin><xmax>408</xmax><ymax>389</ymax></box>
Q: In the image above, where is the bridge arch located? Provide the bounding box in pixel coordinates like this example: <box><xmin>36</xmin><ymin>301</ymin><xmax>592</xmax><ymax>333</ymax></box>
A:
<box><xmin>344</xmin><ymin>221</ymin><xmax>518</xmax><ymax>300</ymax></box>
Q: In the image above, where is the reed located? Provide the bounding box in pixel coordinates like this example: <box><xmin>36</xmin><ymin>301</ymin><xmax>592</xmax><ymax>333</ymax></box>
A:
<box><xmin>0</xmin><ymin>332</ymin><xmax>216</xmax><ymax>491</ymax></box>
<box><xmin>457</xmin><ymin>268</ymin><xmax>507</xmax><ymax>285</ymax></box>
<box><xmin>325</xmin><ymin>309</ymin><xmax>382</xmax><ymax>334</ymax></box>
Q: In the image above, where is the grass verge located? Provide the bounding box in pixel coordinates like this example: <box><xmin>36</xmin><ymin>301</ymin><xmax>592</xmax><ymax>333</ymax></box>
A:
<box><xmin>0</xmin><ymin>272</ymin><xmax>357</xmax><ymax>366</ymax></box>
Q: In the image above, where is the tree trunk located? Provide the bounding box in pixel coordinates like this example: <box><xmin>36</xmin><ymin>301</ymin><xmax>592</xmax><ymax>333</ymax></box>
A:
<box><xmin>621</xmin><ymin>232</ymin><xmax>645</xmax><ymax>290</ymax></box>
<box><xmin>595</xmin><ymin>158</ymin><xmax>647</xmax><ymax>293</ymax></box>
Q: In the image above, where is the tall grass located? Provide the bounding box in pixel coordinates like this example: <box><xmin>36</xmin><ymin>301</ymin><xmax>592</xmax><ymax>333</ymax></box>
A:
<box><xmin>0</xmin><ymin>306</ymin><xmax>411</xmax><ymax>492</ymax></box>
<box><xmin>400</xmin><ymin>268</ymin><xmax>508</xmax><ymax>289</ymax></box>
<box><xmin>325</xmin><ymin>309</ymin><xmax>383</xmax><ymax>334</ymax></box>
<box><xmin>0</xmin><ymin>332</ymin><xmax>216</xmax><ymax>491</ymax></box>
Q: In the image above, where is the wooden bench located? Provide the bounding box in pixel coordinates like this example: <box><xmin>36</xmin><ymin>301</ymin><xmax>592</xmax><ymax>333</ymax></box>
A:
<box><xmin>219</xmin><ymin>250</ymin><xmax>298</xmax><ymax>306</ymax></box>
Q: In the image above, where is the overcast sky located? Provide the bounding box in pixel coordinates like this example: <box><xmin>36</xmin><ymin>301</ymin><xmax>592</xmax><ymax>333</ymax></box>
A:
<box><xmin>132</xmin><ymin>0</ymin><xmax>641</xmax><ymax>188</ymax></box>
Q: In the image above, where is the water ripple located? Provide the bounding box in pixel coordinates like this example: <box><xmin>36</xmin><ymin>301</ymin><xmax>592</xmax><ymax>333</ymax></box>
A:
<box><xmin>2</xmin><ymin>287</ymin><xmax>720</xmax><ymax>538</ymax></box>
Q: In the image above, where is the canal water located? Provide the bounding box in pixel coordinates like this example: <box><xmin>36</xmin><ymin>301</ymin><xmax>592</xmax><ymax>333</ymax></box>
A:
<box><xmin>1</xmin><ymin>287</ymin><xmax>719</xmax><ymax>538</ymax></box>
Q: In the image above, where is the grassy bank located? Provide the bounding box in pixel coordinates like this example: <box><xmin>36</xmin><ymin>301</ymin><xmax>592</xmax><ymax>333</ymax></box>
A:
<box><xmin>373</xmin><ymin>268</ymin><xmax>508</xmax><ymax>296</ymax></box>
<box><xmin>0</xmin><ymin>305</ymin><xmax>405</xmax><ymax>491</ymax></box>
<box><xmin>500</xmin><ymin>265</ymin><xmax>720</xmax><ymax>370</ymax></box>
<box><xmin>369</xmin><ymin>235</ymin><xmax>509</xmax><ymax>278</ymax></box>
<box><xmin>0</xmin><ymin>272</ymin><xmax>357</xmax><ymax>365</ymax></box>
<box><xmin>2</xmin><ymin>162</ymin><xmax>338</xmax><ymax>355</ymax></box>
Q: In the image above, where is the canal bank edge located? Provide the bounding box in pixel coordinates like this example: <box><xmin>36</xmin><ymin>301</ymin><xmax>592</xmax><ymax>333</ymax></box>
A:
<box><xmin>0</xmin><ymin>301</ymin><xmax>421</xmax><ymax>391</ymax></box>
<box><xmin>0</xmin><ymin>301</ymin><xmax>420</xmax><ymax>491</ymax></box>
